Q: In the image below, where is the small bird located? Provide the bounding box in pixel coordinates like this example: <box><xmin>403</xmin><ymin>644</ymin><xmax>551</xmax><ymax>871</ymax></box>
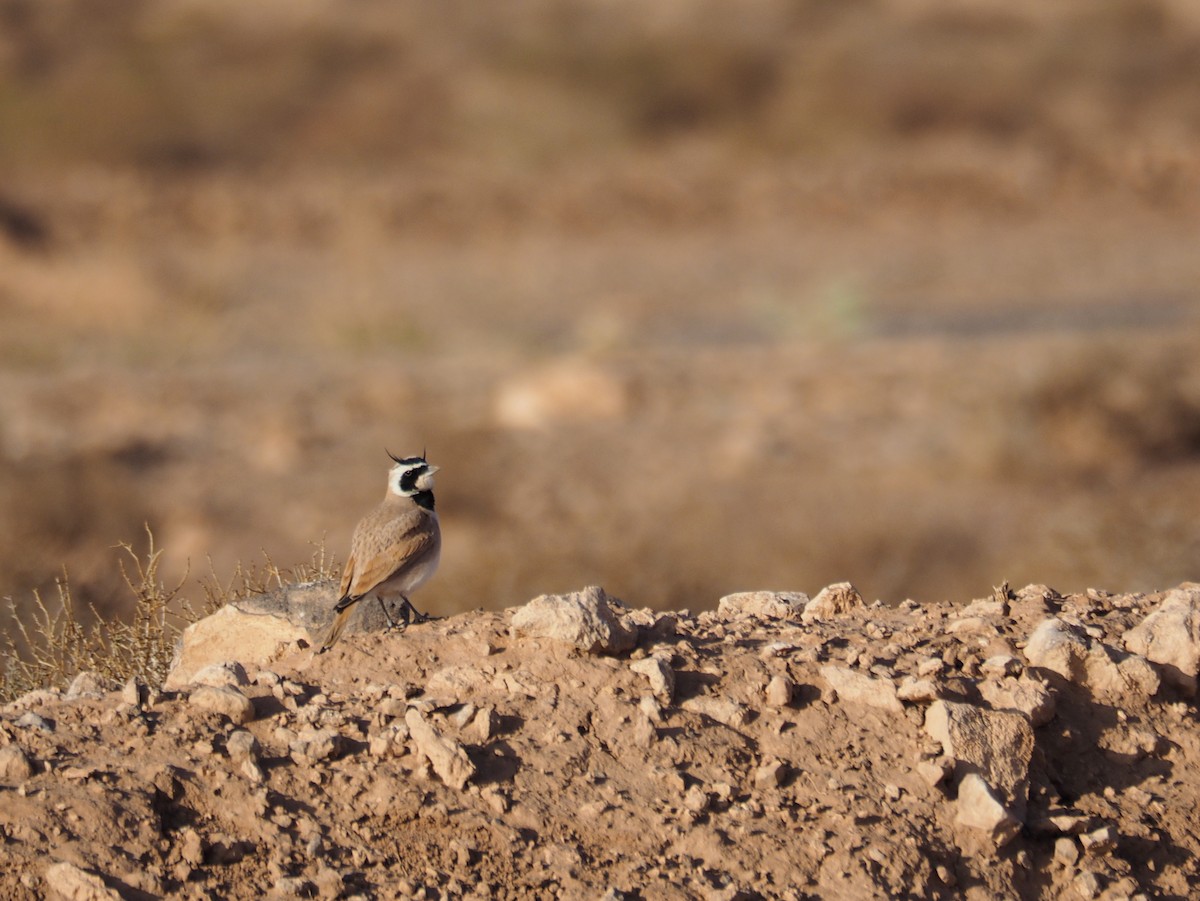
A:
<box><xmin>318</xmin><ymin>451</ymin><xmax>441</xmax><ymax>653</ymax></box>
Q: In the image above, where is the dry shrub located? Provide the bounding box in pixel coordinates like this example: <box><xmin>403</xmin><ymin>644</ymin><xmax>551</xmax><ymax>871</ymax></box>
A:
<box><xmin>0</xmin><ymin>529</ymin><xmax>339</xmax><ymax>704</ymax></box>
<box><xmin>1</xmin><ymin>529</ymin><xmax>190</xmax><ymax>702</ymax></box>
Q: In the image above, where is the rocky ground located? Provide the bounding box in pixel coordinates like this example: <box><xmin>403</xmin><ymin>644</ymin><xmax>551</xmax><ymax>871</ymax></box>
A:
<box><xmin>2</xmin><ymin>581</ymin><xmax>1200</xmax><ymax>900</ymax></box>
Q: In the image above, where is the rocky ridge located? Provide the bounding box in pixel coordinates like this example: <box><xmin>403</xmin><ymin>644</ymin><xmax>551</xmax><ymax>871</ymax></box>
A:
<box><xmin>2</xmin><ymin>582</ymin><xmax>1200</xmax><ymax>899</ymax></box>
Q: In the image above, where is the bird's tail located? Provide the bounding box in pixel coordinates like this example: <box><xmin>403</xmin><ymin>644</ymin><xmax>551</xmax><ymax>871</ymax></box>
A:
<box><xmin>318</xmin><ymin>598</ymin><xmax>357</xmax><ymax>653</ymax></box>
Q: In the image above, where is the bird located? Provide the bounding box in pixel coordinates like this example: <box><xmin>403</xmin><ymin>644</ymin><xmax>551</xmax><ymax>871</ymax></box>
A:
<box><xmin>318</xmin><ymin>451</ymin><xmax>441</xmax><ymax>653</ymax></box>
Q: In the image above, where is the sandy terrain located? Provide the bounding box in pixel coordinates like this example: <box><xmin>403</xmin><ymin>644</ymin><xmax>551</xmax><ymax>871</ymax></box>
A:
<box><xmin>3</xmin><ymin>581</ymin><xmax>1200</xmax><ymax>899</ymax></box>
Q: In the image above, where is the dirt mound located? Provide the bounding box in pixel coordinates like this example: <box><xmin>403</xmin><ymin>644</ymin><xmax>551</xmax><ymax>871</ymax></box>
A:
<box><xmin>2</xmin><ymin>582</ymin><xmax>1199</xmax><ymax>900</ymax></box>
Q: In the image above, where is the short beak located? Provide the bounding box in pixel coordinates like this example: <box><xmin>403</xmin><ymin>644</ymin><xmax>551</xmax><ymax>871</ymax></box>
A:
<box><xmin>425</xmin><ymin>465</ymin><xmax>440</xmax><ymax>474</ymax></box>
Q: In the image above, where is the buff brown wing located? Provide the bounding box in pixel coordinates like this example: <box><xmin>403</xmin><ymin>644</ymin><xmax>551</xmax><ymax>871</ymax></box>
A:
<box><xmin>342</xmin><ymin>506</ymin><xmax>438</xmax><ymax>599</ymax></box>
<box><xmin>319</xmin><ymin>507</ymin><xmax>437</xmax><ymax>653</ymax></box>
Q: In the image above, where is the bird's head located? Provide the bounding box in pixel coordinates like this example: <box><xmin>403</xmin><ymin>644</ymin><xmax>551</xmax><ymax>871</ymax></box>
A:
<box><xmin>386</xmin><ymin>450</ymin><xmax>438</xmax><ymax>497</ymax></box>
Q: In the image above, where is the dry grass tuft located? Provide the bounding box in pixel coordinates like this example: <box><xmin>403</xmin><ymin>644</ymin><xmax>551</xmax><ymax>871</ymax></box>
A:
<box><xmin>0</xmin><ymin>529</ymin><xmax>339</xmax><ymax>705</ymax></box>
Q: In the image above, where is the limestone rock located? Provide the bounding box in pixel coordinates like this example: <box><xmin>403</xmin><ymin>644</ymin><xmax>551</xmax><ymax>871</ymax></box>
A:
<box><xmin>802</xmin><ymin>582</ymin><xmax>865</xmax><ymax>622</ymax></box>
<box><xmin>493</xmin><ymin>361</ymin><xmax>627</xmax><ymax>430</ymax></box>
<box><xmin>955</xmin><ymin>773</ymin><xmax>1020</xmax><ymax>848</ymax></box>
<box><xmin>764</xmin><ymin>674</ymin><xmax>794</xmax><ymax>708</ymax></box>
<box><xmin>819</xmin><ymin>665</ymin><xmax>902</xmax><ymax>713</ymax></box>
<box><xmin>0</xmin><ymin>745</ymin><xmax>35</xmax><ymax>781</ymax></box>
<box><xmin>896</xmin><ymin>677</ymin><xmax>940</xmax><ymax>704</ymax></box>
<box><xmin>977</xmin><ymin>676</ymin><xmax>1056</xmax><ymax>727</ymax></box>
<box><xmin>510</xmin><ymin>586</ymin><xmax>637</xmax><ymax>655</ymax></box>
<box><xmin>226</xmin><ymin>730</ymin><xmax>264</xmax><ymax>782</ymax></box>
<box><xmin>234</xmin><ymin>577</ymin><xmax>394</xmax><ymax>638</ymax></box>
<box><xmin>225</xmin><ymin>730</ymin><xmax>261</xmax><ymax>763</ymax></box>
<box><xmin>15</xmin><ymin>712</ymin><xmax>53</xmax><ymax>733</ymax></box>
<box><xmin>289</xmin><ymin>728</ymin><xmax>346</xmax><ymax>765</ymax></box>
<box><xmin>630</xmin><ymin>656</ymin><xmax>675</xmax><ymax>703</ymax></box>
<box><xmin>924</xmin><ymin>700</ymin><xmax>1033</xmax><ymax>813</ymax></box>
<box><xmin>1024</xmin><ymin>618</ymin><xmax>1089</xmax><ymax>682</ymax></box>
<box><xmin>980</xmin><ymin>655</ymin><xmax>1021</xmax><ymax>679</ymax></box>
<box><xmin>1083</xmin><ymin>643</ymin><xmax>1161</xmax><ymax>702</ymax></box>
<box><xmin>1124</xmin><ymin>585</ymin><xmax>1200</xmax><ymax>694</ymax></box>
<box><xmin>65</xmin><ymin>671</ymin><xmax>113</xmax><ymax>701</ymax></box>
<box><xmin>754</xmin><ymin>759</ymin><xmax>786</xmax><ymax>789</ymax></box>
<box><xmin>1055</xmin><ymin>837</ymin><xmax>1081</xmax><ymax>866</ymax></box>
<box><xmin>44</xmin><ymin>861</ymin><xmax>121</xmax><ymax>901</ymax></box>
<box><xmin>681</xmin><ymin>696</ymin><xmax>750</xmax><ymax>729</ymax></box>
<box><xmin>369</xmin><ymin>722</ymin><xmax>410</xmax><ymax>758</ymax></box>
<box><xmin>918</xmin><ymin>756</ymin><xmax>953</xmax><ymax>788</ymax></box>
<box><xmin>165</xmin><ymin>604</ymin><xmax>309</xmax><ymax>691</ymax></box>
<box><xmin>188</xmin><ymin>684</ymin><xmax>255</xmax><ymax>725</ymax></box>
<box><xmin>427</xmin><ymin>665</ymin><xmax>487</xmax><ymax>701</ymax></box>
<box><xmin>716</xmin><ymin>591</ymin><xmax>808</xmax><ymax>621</ymax></box>
<box><xmin>190</xmin><ymin>661</ymin><xmax>250</xmax><ymax>689</ymax></box>
<box><xmin>406</xmin><ymin>708</ymin><xmax>476</xmax><ymax>790</ymax></box>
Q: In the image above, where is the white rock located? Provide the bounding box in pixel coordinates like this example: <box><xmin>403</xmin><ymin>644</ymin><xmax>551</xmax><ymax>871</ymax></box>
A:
<box><xmin>981</xmin><ymin>655</ymin><xmax>1021</xmax><ymax>678</ymax></box>
<box><xmin>925</xmin><ymin>700</ymin><xmax>1033</xmax><ymax>813</ymax></box>
<box><xmin>510</xmin><ymin>586</ymin><xmax>637</xmax><ymax>655</ymax></box>
<box><xmin>977</xmin><ymin>676</ymin><xmax>1056</xmax><ymax>727</ymax></box>
<box><xmin>958</xmin><ymin>598</ymin><xmax>1007</xmax><ymax>618</ymax></box>
<box><xmin>1124</xmin><ymin>585</ymin><xmax>1200</xmax><ymax>694</ymax></box>
<box><xmin>225</xmin><ymin>730</ymin><xmax>260</xmax><ymax>762</ymax></box>
<box><xmin>638</xmin><ymin>694</ymin><xmax>663</xmax><ymax>724</ymax></box>
<box><xmin>717</xmin><ymin>591</ymin><xmax>808</xmax><ymax>621</ymax></box>
<box><xmin>427</xmin><ymin>665</ymin><xmax>486</xmax><ymax>700</ymax></box>
<box><xmin>946</xmin><ymin>616</ymin><xmax>992</xmax><ymax>636</ymax></box>
<box><xmin>188</xmin><ymin>685</ymin><xmax>255</xmax><ymax>725</ymax></box>
<box><xmin>472</xmin><ymin>706</ymin><xmax>499</xmax><ymax>742</ymax></box>
<box><xmin>369</xmin><ymin>722</ymin><xmax>410</xmax><ymax>758</ymax></box>
<box><xmin>955</xmin><ymin>773</ymin><xmax>1020</xmax><ymax>847</ymax></box>
<box><xmin>1080</xmin><ymin>825</ymin><xmax>1117</xmax><ymax>856</ymax></box>
<box><xmin>681</xmin><ymin>696</ymin><xmax>749</xmax><ymax>729</ymax></box>
<box><xmin>15</xmin><ymin>712</ymin><xmax>53</xmax><ymax>733</ymax></box>
<box><xmin>917</xmin><ymin>657</ymin><xmax>945</xmax><ymax>678</ymax></box>
<box><xmin>802</xmin><ymin>582</ymin><xmax>865</xmax><ymax>622</ymax></box>
<box><xmin>764</xmin><ymin>674</ymin><xmax>794</xmax><ymax>708</ymax></box>
<box><xmin>918</xmin><ymin>756</ymin><xmax>953</xmax><ymax>788</ymax></box>
<box><xmin>165</xmin><ymin>604</ymin><xmax>308</xmax><ymax>691</ymax></box>
<box><xmin>190</xmin><ymin>661</ymin><xmax>250</xmax><ymax>689</ymax></box>
<box><xmin>0</xmin><ymin>745</ymin><xmax>35</xmax><ymax>781</ymax></box>
<box><xmin>44</xmin><ymin>861</ymin><xmax>121</xmax><ymax>901</ymax></box>
<box><xmin>896</xmin><ymin>677</ymin><xmax>940</xmax><ymax>704</ymax></box>
<box><xmin>4</xmin><ymin>688</ymin><xmax>60</xmax><ymax>712</ymax></box>
<box><xmin>65</xmin><ymin>671</ymin><xmax>113</xmax><ymax>700</ymax></box>
<box><xmin>1083</xmin><ymin>643</ymin><xmax>1161</xmax><ymax>702</ymax></box>
<box><xmin>405</xmin><ymin>709</ymin><xmax>476</xmax><ymax>790</ymax></box>
<box><xmin>819</xmin><ymin>665</ymin><xmax>902</xmax><ymax>713</ymax></box>
<box><xmin>1073</xmin><ymin>871</ymin><xmax>1101</xmax><ymax>900</ymax></box>
<box><xmin>449</xmin><ymin>703</ymin><xmax>477</xmax><ymax>729</ymax></box>
<box><xmin>683</xmin><ymin>784</ymin><xmax>710</xmax><ymax>812</ymax></box>
<box><xmin>630</xmin><ymin>656</ymin><xmax>675</xmax><ymax>703</ymax></box>
<box><xmin>754</xmin><ymin>760</ymin><xmax>786</xmax><ymax>789</ymax></box>
<box><xmin>493</xmin><ymin>361</ymin><xmax>627</xmax><ymax>430</ymax></box>
<box><xmin>1025</xmin><ymin>618</ymin><xmax>1090</xmax><ymax>682</ymax></box>
<box><xmin>1054</xmin><ymin>836</ymin><xmax>1080</xmax><ymax>865</ymax></box>
<box><xmin>289</xmin><ymin>727</ymin><xmax>345</xmax><ymax>764</ymax></box>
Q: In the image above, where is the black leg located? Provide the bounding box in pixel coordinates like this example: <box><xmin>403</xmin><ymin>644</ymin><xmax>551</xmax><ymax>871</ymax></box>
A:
<box><xmin>377</xmin><ymin>595</ymin><xmax>398</xmax><ymax>629</ymax></box>
<box><xmin>398</xmin><ymin>595</ymin><xmax>433</xmax><ymax>624</ymax></box>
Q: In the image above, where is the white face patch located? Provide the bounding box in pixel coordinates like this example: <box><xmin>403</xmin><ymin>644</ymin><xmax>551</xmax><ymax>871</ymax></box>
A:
<box><xmin>389</xmin><ymin>461</ymin><xmax>436</xmax><ymax>496</ymax></box>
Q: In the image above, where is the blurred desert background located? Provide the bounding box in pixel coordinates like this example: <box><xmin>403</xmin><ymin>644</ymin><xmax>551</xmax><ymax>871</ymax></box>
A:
<box><xmin>2</xmin><ymin>0</ymin><xmax>1200</xmax><ymax>639</ymax></box>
